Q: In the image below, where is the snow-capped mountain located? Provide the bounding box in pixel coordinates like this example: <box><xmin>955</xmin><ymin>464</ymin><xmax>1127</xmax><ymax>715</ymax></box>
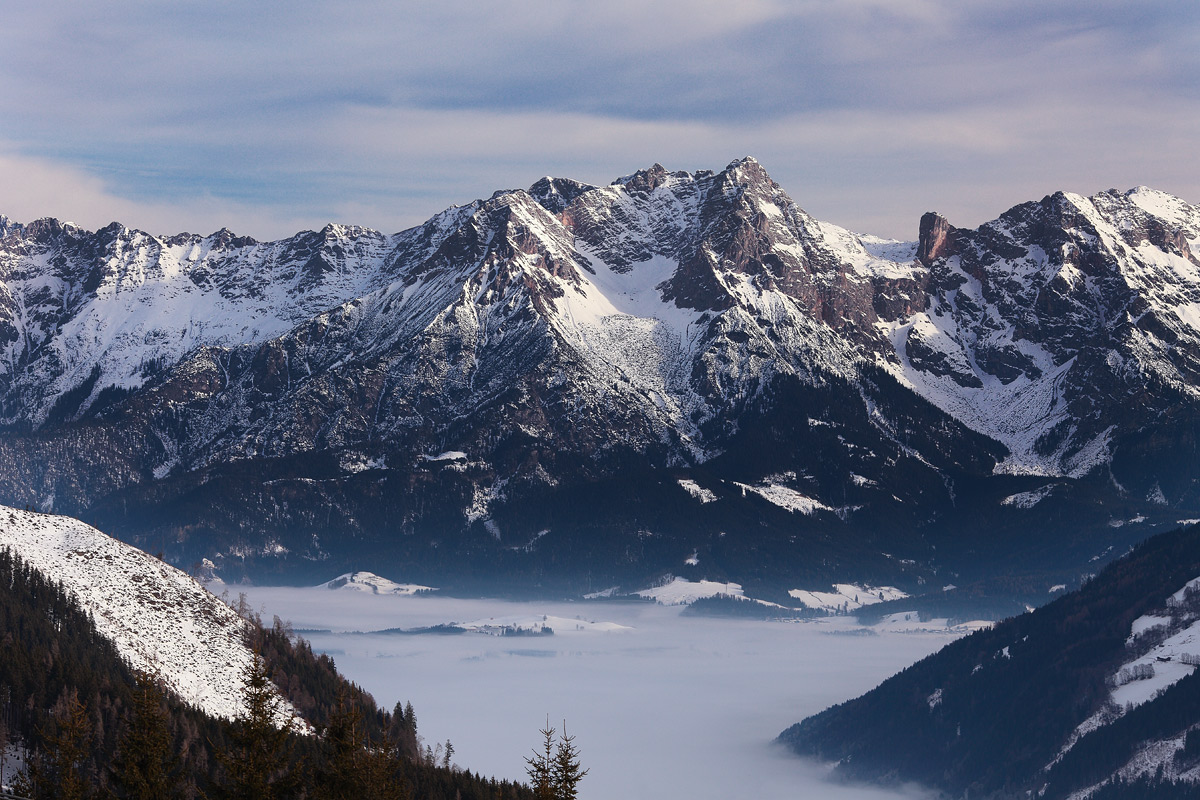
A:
<box><xmin>1</xmin><ymin>158</ymin><xmax>1198</xmax><ymax>593</ymax></box>
<box><xmin>0</xmin><ymin>504</ymin><xmax>296</xmax><ymax>725</ymax></box>
<box><xmin>890</xmin><ymin>188</ymin><xmax>1200</xmax><ymax>481</ymax></box>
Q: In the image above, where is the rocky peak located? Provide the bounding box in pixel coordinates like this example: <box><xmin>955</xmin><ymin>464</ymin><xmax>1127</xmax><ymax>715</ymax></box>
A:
<box><xmin>615</xmin><ymin>163</ymin><xmax>678</xmax><ymax>194</ymax></box>
<box><xmin>21</xmin><ymin>217</ymin><xmax>76</xmax><ymax>247</ymax></box>
<box><xmin>207</xmin><ymin>227</ymin><xmax>258</xmax><ymax>249</ymax></box>
<box><xmin>720</xmin><ymin>155</ymin><xmax>769</xmax><ymax>184</ymax></box>
<box><xmin>916</xmin><ymin>212</ymin><xmax>955</xmax><ymax>266</ymax></box>
<box><xmin>487</xmin><ymin>192</ymin><xmax>583</xmax><ymax>287</ymax></box>
<box><xmin>528</xmin><ymin>176</ymin><xmax>597</xmax><ymax>215</ymax></box>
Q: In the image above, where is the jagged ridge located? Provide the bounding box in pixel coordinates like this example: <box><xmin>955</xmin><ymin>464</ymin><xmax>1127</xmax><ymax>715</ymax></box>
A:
<box><xmin>0</xmin><ymin>160</ymin><xmax>1198</xmax><ymax>592</ymax></box>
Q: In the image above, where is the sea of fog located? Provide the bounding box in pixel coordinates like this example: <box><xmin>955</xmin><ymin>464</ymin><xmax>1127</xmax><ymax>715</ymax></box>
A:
<box><xmin>237</xmin><ymin>586</ymin><xmax>961</xmax><ymax>799</ymax></box>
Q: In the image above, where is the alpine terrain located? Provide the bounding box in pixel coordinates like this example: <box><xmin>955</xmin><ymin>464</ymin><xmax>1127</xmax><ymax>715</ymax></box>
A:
<box><xmin>2</xmin><ymin>158</ymin><xmax>1199</xmax><ymax>596</ymax></box>
<box><xmin>781</xmin><ymin>520</ymin><xmax>1200</xmax><ymax>799</ymax></box>
<box><xmin>0</xmin><ymin>504</ymin><xmax>531</xmax><ymax>797</ymax></box>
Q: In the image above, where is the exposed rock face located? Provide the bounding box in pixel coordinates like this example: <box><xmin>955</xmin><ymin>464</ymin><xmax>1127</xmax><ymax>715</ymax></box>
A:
<box><xmin>0</xmin><ymin>162</ymin><xmax>1198</xmax><ymax>590</ymax></box>
<box><xmin>916</xmin><ymin>212</ymin><xmax>955</xmax><ymax>266</ymax></box>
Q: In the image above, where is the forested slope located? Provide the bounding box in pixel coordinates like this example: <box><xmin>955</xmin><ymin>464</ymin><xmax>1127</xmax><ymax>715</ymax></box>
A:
<box><xmin>781</xmin><ymin>523</ymin><xmax>1200</xmax><ymax>799</ymax></box>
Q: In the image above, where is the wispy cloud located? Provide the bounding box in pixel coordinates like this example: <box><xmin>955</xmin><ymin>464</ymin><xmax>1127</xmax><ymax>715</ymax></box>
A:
<box><xmin>0</xmin><ymin>1</ymin><xmax>1196</xmax><ymax>240</ymax></box>
<box><xmin>0</xmin><ymin>148</ymin><xmax>329</xmax><ymax>238</ymax></box>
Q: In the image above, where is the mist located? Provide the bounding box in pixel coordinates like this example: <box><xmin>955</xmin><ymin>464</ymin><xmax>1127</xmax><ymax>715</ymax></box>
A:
<box><xmin>237</xmin><ymin>587</ymin><xmax>959</xmax><ymax>799</ymax></box>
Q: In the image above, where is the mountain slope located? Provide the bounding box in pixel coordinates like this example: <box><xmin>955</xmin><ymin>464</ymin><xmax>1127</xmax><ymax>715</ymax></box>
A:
<box><xmin>0</xmin><ymin>504</ymin><xmax>532</xmax><ymax>799</ymax></box>
<box><xmin>0</xmin><ymin>160</ymin><xmax>1198</xmax><ymax>593</ymax></box>
<box><xmin>0</xmin><ymin>505</ymin><xmax>291</xmax><ymax>724</ymax></box>
<box><xmin>779</xmin><ymin>522</ymin><xmax>1200</xmax><ymax>799</ymax></box>
<box><xmin>885</xmin><ymin>188</ymin><xmax>1200</xmax><ymax>483</ymax></box>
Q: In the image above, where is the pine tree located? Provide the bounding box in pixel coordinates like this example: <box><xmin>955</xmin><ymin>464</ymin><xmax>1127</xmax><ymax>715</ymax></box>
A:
<box><xmin>524</xmin><ymin>719</ymin><xmax>556</xmax><ymax>800</ymax></box>
<box><xmin>16</xmin><ymin>692</ymin><xmax>93</xmax><ymax>800</ymax></box>
<box><xmin>551</xmin><ymin>723</ymin><xmax>587</xmax><ymax>800</ymax></box>
<box><xmin>318</xmin><ymin>689</ymin><xmax>410</xmax><ymax>800</ymax></box>
<box><xmin>316</xmin><ymin>690</ymin><xmax>363</xmax><ymax>799</ymax></box>
<box><xmin>109</xmin><ymin>671</ymin><xmax>182</xmax><ymax>800</ymax></box>
<box><xmin>524</xmin><ymin>718</ymin><xmax>588</xmax><ymax>800</ymax></box>
<box><xmin>360</xmin><ymin>734</ymin><xmax>411</xmax><ymax>800</ymax></box>
<box><xmin>213</xmin><ymin>651</ymin><xmax>301</xmax><ymax>800</ymax></box>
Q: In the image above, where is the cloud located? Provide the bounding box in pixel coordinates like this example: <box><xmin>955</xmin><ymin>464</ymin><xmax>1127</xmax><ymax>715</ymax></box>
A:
<box><xmin>236</xmin><ymin>586</ymin><xmax>953</xmax><ymax>800</ymax></box>
<box><xmin>0</xmin><ymin>148</ymin><xmax>328</xmax><ymax>239</ymax></box>
<box><xmin>0</xmin><ymin>1</ymin><xmax>1196</xmax><ymax>240</ymax></box>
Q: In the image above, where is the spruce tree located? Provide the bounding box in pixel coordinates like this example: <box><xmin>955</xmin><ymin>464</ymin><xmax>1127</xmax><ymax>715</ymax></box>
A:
<box><xmin>524</xmin><ymin>718</ymin><xmax>588</xmax><ymax>800</ymax></box>
<box><xmin>109</xmin><ymin>671</ymin><xmax>182</xmax><ymax>800</ymax></box>
<box><xmin>360</xmin><ymin>734</ymin><xmax>411</xmax><ymax>800</ymax></box>
<box><xmin>524</xmin><ymin>719</ymin><xmax>556</xmax><ymax>800</ymax></box>
<box><xmin>16</xmin><ymin>692</ymin><xmax>93</xmax><ymax>800</ymax></box>
<box><xmin>317</xmin><ymin>689</ymin><xmax>410</xmax><ymax>800</ymax></box>
<box><xmin>213</xmin><ymin>651</ymin><xmax>301</xmax><ymax>800</ymax></box>
<box><xmin>316</xmin><ymin>690</ymin><xmax>363</xmax><ymax>799</ymax></box>
<box><xmin>552</xmin><ymin>723</ymin><xmax>588</xmax><ymax>800</ymax></box>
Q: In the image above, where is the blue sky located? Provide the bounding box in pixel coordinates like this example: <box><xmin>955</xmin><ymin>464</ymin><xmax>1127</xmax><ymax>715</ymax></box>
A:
<box><xmin>1</xmin><ymin>1</ymin><xmax>1197</xmax><ymax>240</ymax></box>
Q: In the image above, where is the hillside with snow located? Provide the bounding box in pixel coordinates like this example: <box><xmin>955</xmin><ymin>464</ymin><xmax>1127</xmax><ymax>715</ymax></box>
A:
<box><xmin>782</xmin><ymin>521</ymin><xmax>1200</xmax><ymax>799</ymax></box>
<box><xmin>320</xmin><ymin>571</ymin><xmax>435</xmax><ymax>595</ymax></box>
<box><xmin>0</xmin><ymin>505</ymin><xmax>296</xmax><ymax>725</ymax></box>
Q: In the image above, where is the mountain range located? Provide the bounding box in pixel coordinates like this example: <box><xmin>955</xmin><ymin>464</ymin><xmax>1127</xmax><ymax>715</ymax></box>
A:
<box><xmin>2</xmin><ymin>157</ymin><xmax>1199</xmax><ymax>596</ymax></box>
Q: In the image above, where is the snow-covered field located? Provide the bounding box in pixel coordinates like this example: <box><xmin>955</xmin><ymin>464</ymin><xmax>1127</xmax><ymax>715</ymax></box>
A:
<box><xmin>789</xmin><ymin>583</ymin><xmax>909</xmax><ymax>614</ymax></box>
<box><xmin>238</xmin><ymin>585</ymin><xmax>961</xmax><ymax>800</ymax></box>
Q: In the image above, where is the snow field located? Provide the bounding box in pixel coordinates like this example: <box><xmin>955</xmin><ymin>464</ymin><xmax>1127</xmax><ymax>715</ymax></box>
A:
<box><xmin>0</xmin><ymin>506</ymin><xmax>298</xmax><ymax>726</ymax></box>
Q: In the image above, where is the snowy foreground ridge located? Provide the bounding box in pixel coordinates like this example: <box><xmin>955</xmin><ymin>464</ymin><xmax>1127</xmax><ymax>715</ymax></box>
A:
<box><xmin>0</xmin><ymin>505</ymin><xmax>295</xmax><ymax>725</ymax></box>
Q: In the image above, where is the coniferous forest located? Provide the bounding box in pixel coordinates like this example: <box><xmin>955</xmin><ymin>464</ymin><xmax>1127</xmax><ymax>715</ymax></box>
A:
<box><xmin>0</xmin><ymin>546</ymin><xmax>533</xmax><ymax>798</ymax></box>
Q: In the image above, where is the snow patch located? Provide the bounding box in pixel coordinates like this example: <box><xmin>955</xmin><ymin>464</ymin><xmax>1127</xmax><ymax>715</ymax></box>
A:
<box><xmin>789</xmin><ymin>584</ymin><xmax>908</xmax><ymax>614</ymax></box>
<box><xmin>677</xmin><ymin>479</ymin><xmax>716</xmax><ymax>504</ymax></box>
<box><xmin>733</xmin><ymin>481</ymin><xmax>831</xmax><ymax>515</ymax></box>
<box><xmin>636</xmin><ymin>577</ymin><xmax>744</xmax><ymax>606</ymax></box>
<box><xmin>1001</xmin><ymin>484</ymin><xmax>1057</xmax><ymax>509</ymax></box>
<box><xmin>424</xmin><ymin>451</ymin><xmax>468</xmax><ymax>462</ymax></box>
<box><xmin>319</xmin><ymin>571</ymin><xmax>435</xmax><ymax>596</ymax></box>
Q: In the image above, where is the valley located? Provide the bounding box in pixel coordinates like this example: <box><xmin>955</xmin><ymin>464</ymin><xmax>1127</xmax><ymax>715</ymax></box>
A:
<box><xmin>236</xmin><ymin>580</ymin><xmax>966</xmax><ymax>800</ymax></box>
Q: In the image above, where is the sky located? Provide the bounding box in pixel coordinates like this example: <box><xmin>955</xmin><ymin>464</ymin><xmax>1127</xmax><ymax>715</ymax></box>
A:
<box><xmin>0</xmin><ymin>1</ymin><xmax>1197</xmax><ymax>241</ymax></box>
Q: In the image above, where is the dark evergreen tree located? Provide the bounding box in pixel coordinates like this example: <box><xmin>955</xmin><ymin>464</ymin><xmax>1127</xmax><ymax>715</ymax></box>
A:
<box><xmin>316</xmin><ymin>691</ymin><xmax>363</xmax><ymax>799</ymax></box>
<box><xmin>524</xmin><ymin>720</ymin><xmax>556</xmax><ymax>800</ymax></box>
<box><xmin>360</xmin><ymin>735</ymin><xmax>411</xmax><ymax>800</ymax></box>
<box><xmin>524</xmin><ymin>719</ymin><xmax>587</xmax><ymax>800</ymax></box>
<box><xmin>551</xmin><ymin>723</ymin><xmax>587</xmax><ymax>800</ymax></box>
<box><xmin>16</xmin><ymin>692</ymin><xmax>94</xmax><ymax>800</ymax></box>
<box><xmin>212</xmin><ymin>652</ymin><xmax>301</xmax><ymax>800</ymax></box>
<box><xmin>315</xmin><ymin>688</ymin><xmax>411</xmax><ymax>800</ymax></box>
<box><xmin>109</xmin><ymin>671</ymin><xmax>182</xmax><ymax>800</ymax></box>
